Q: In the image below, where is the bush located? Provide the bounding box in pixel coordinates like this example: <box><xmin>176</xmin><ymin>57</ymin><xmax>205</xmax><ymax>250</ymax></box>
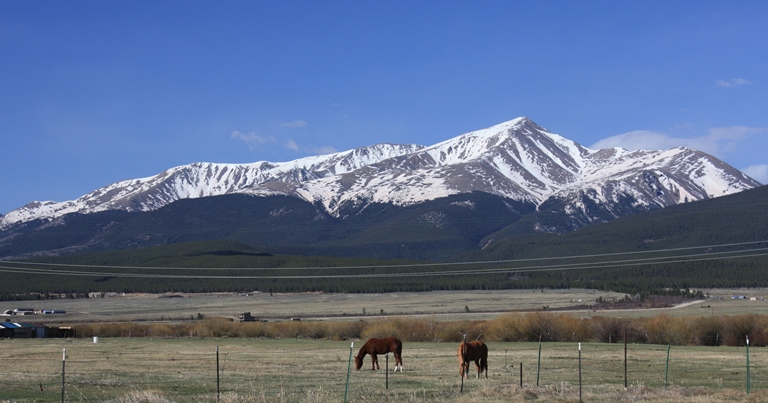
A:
<box><xmin>693</xmin><ymin>316</ymin><xmax>724</xmax><ymax>346</ymax></box>
<box><xmin>590</xmin><ymin>316</ymin><xmax>634</xmax><ymax>343</ymax></box>
<box><xmin>720</xmin><ymin>314</ymin><xmax>768</xmax><ymax>346</ymax></box>
<box><xmin>641</xmin><ymin>315</ymin><xmax>695</xmax><ymax>345</ymax></box>
<box><xmin>66</xmin><ymin>312</ymin><xmax>768</xmax><ymax>346</ymax></box>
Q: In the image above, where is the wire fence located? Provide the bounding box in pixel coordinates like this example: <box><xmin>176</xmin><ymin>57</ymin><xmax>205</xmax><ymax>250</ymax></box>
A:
<box><xmin>2</xmin><ymin>338</ymin><xmax>765</xmax><ymax>402</ymax></box>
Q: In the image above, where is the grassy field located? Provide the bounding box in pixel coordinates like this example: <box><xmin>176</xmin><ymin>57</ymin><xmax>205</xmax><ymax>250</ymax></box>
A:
<box><xmin>8</xmin><ymin>288</ymin><xmax>768</xmax><ymax>325</ymax></box>
<box><xmin>5</xmin><ymin>288</ymin><xmax>768</xmax><ymax>401</ymax></box>
<box><xmin>2</xmin><ymin>337</ymin><xmax>768</xmax><ymax>402</ymax></box>
<box><xmin>6</xmin><ymin>289</ymin><xmax>629</xmax><ymax>324</ymax></box>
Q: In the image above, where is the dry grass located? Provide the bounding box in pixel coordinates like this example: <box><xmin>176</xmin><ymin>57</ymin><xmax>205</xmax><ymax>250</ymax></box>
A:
<box><xmin>17</xmin><ymin>289</ymin><xmax>626</xmax><ymax>324</ymax></box>
<box><xmin>19</xmin><ymin>288</ymin><xmax>768</xmax><ymax>328</ymax></box>
<box><xmin>2</xmin><ymin>338</ymin><xmax>767</xmax><ymax>402</ymax></box>
<box><xmin>6</xmin><ymin>288</ymin><xmax>768</xmax><ymax>402</ymax></box>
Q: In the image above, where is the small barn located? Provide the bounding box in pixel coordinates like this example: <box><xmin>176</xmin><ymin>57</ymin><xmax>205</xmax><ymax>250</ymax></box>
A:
<box><xmin>0</xmin><ymin>323</ymin><xmax>13</xmax><ymax>338</ymax></box>
<box><xmin>49</xmin><ymin>326</ymin><xmax>76</xmax><ymax>338</ymax></box>
<box><xmin>0</xmin><ymin>322</ymin><xmax>75</xmax><ymax>338</ymax></box>
<box><xmin>0</xmin><ymin>322</ymin><xmax>35</xmax><ymax>338</ymax></box>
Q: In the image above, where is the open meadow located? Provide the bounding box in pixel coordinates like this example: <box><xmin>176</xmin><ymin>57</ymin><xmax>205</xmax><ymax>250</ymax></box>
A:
<box><xmin>6</xmin><ymin>288</ymin><xmax>768</xmax><ymax>402</ymax></box>
<box><xmin>10</xmin><ymin>288</ymin><xmax>768</xmax><ymax>325</ymax></box>
<box><xmin>2</xmin><ymin>337</ymin><xmax>768</xmax><ymax>402</ymax></box>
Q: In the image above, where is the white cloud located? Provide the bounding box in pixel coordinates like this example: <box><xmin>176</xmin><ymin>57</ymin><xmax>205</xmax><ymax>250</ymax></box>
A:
<box><xmin>590</xmin><ymin>130</ymin><xmax>682</xmax><ymax>152</ymax></box>
<box><xmin>284</xmin><ymin>138</ymin><xmax>337</xmax><ymax>155</ymax></box>
<box><xmin>714</xmin><ymin>78</ymin><xmax>752</xmax><ymax>88</ymax></box>
<box><xmin>590</xmin><ymin>126</ymin><xmax>767</xmax><ymax>159</ymax></box>
<box><xmin>232</xmin><ymin>130</ymin><xmax>336</xmax><ymax>156</ymax></box>
<box><xmin>280</xmin><ymin>120</ymin><xmax>308</xmax><ymax>128</ymax></box>
<box><xmin>312</xmin><ymin>145</ymin><xmax>338</xmax><ymax>155</ymax></box>
<box><xmin>231</xmin><ymin>131</ymin><xmax>277</xmax><ymax>148</ymax></box>
<box><xmin>285</xmin><ymin>138</ymin><xmax>300</xmax><ymax>151</ymax></box>
<box><xmin>742</xmin><ymin>164</ymin><xmax>768</xmax><ymax>185</ymax></box>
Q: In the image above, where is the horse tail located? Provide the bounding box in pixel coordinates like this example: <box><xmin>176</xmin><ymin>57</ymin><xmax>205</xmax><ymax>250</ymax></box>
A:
<box><xmin>387</xmin><ymin>338</ymin><xmax>403</xmax><ymax>371</ymax></box>
<box><xmin>481</xmin><ymin>343</ymin><xmax>489</xmax><ymax>377</ymax></box>
<box><xmin>461</xmin><ymin>340</ymin><xmax>469</xmax><ymax>378</ymax></box>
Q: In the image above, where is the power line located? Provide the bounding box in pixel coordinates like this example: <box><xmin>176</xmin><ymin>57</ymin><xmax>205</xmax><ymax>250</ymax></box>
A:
<box><xmin>2</xmin><ymin>239</ymin><xmax>766</xmax><ymax>271</ymax></box>
<box><xmin>0</xmin><ymin>244</ymin><xmax>766</xmax><ymax>279</ymax></box>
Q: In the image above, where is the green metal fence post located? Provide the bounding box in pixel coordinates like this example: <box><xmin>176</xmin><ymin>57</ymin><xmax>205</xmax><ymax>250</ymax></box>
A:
<box><xmin>664</xmin><ymin>344</ymin><xmax>670</xmax><ymax>389</ymax></box>
<box><xmin>623</xmin><ymin>329</ymin><xmax>627</xmax><ymax>389</ymax></box>
<box><xmin>536</xmin><ymin>343</ymin><xmax>542</xmax><ymax>387</ymax></box>
<box><xmin>344</xmin><ymin>342</ymin><xmax>354</xmax><ymax>403</ymax></box>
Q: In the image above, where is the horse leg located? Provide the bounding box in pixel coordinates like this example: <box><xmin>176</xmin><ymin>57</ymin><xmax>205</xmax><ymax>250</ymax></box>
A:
<box><xmin>394</xmin><ymin>353</ymin><xmax>403</xmax><ymax>372</ymax></box>
<box><xmin>371</xmin><ymin>354</ymin><xmax>379</xmax><ymax>370</ymax></box>
<box><xmin>474</xmin><ymin>359</ymin><xmax>481</xmax><ymax>379</ymax></box>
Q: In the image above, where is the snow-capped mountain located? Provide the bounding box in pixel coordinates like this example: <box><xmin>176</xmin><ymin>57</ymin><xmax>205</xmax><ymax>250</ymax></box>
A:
<box><xmin>1</xmin><ymin>117</ymin><xmax>761</xmax><ymax>231</ymax></box>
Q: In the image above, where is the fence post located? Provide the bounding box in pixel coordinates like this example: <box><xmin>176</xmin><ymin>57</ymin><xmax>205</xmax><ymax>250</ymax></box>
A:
<box><xmin>664</xmin><ymin>344</ymin><xmax>670</xmax><ymax>389</ymax></box>
<box><xmin>578</xmin><ymin>343</ymin><xmax>582</xmax><ymax>403</ymax></box>
<box><xmin>536</xmin><ymin>343</ymin><xmax>542</xmax><ymax>387</ymax></box>
<box><xmin>746</xmin><ymin>336</ymin><xmax>751</xmax><ymax>395</ymax></box>
<box><xmin>216</xmin><ymin>345</ymin><xmax>220</xmax><ymax>402</ymax></box>
<box><xmin>385</xmin><ymin>353</ymin><xmax>389</xmax><ymax>390</ymax></box>
<box><xmin>520</xmin><ymin>362</ymin><xmax>523</xmax><ymax>388</ymax></box>
<box><xmin>623</xmin><ymin>329</ymin><xmax>627</xmax><ymax>389</ymax></box>
<box><xmin>61</xmin><ymin>348</ymin><xmax>66</xmax><ymax>403</ymax></box>
<box><xmin>344</xmin><ymin>342</ymin><xmax>354</xmax><ymax>403</ymax></box>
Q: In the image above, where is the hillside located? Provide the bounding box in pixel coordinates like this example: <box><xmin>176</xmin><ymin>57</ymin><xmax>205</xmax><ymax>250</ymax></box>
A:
<box><xmin>1</xmin><ymin>185</ymin><xmax>765</xmax><ymax>299</ymax></box>
<box><xmin>1</xmin><ymin>117</ymin><xmax>760</xmax><ymax>262</ymax></box>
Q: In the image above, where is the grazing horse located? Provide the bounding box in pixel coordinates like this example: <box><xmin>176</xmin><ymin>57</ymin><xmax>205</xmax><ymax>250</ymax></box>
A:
<box><xmin>458</xmin><ymin>340</ymin><xmax>488</xmax><ymax>379</ymax></box>
<box><xmin>355</xmin><ymin>337</ymin><xmax>403</xmax><ymax>372</ymax></box>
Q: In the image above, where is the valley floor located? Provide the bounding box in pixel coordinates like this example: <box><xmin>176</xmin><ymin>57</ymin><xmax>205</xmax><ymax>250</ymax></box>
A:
<box><xmin>5</xmin><ymin>288</ymin><xmax>768</xmax><ymax>325</ymax></box>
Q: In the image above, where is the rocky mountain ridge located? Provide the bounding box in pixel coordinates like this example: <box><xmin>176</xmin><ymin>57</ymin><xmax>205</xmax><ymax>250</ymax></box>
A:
<box><xmin>1</xmin><ymin>117</ymin><xmax>760</xmax><ymax>231</ymax></box>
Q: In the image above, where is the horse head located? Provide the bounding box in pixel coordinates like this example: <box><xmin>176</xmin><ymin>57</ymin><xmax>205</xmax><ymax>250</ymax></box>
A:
<box><xmin>354</xmin><ymin>354</ymin><xmax>364</xmax><ymax>370</ymax></box>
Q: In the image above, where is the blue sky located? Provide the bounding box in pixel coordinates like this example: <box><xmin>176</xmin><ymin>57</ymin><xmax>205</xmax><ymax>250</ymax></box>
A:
<box><xmin>1</xmin><ymin>1</ymin><xmax>767</xmax><ymax>214</ymax></box>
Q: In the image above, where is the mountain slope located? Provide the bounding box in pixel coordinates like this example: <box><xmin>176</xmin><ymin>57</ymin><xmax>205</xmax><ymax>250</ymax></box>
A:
<box><xmin>0</xmin><ymin>192</ymin><xmax>535</xmax><ymax>260</ymax></box>
<box><xmin>2</xmin><ymin>184</ymin><xmax>766</xmax><ymax>296</ymax></box>
<box><xmin>0</xmin><ymin>117</ymin><xmax>761</xmax><ymax>239</ymax></box>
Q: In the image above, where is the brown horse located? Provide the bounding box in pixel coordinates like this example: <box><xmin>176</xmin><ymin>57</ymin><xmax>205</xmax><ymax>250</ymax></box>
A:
<box><xmin>355</xmin><ymin>337</ymin><xmax>403</xmax><ymax>372</ymax></box>
<box><xmin>457</xmin><ymin>340</ymin><xmax>488</xmax><ymax>379</ymax></box>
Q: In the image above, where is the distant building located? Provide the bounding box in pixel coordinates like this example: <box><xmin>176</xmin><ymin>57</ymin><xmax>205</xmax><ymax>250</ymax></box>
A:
<box><xmin>0</xmin><ymin>322</ymin><xmax>75</xmax><ymax>338</ymax></box>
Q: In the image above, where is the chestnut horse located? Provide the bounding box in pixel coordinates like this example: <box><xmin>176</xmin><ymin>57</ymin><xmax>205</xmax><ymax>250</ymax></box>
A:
<box><xmin>355</xmin><ymin>337</ymin><xmax>403</xmax><ymax>372</ymax></box>
<box><xmin>457</xmin><ymin>340</ymin><xmax>488</xmax><ymax>379</ymax></box>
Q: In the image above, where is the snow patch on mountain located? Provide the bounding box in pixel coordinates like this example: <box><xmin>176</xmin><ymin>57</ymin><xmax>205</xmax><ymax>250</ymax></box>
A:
<box><xmin>1</xmin><ymin>117</ymin><xmax>761</xmax><ymax>230</ymax></box>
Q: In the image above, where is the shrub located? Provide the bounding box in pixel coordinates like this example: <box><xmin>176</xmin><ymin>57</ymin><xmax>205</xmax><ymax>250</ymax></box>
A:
<box><xmin>693</xmin><ymin>316</ymin><xmax>724</xmax><ymax>346</ymax></box>
<box><xmin>487</xmin><ymin>313</ymin><xmax>526</xmax><ymax>342</ymax></box>
<box><xmin>557</xmin><ymin>315</ymin><xmax>593</xmax><ymax>342</ymax></box>
<box><xmin>65</xmin><ymin>312</ymin><xmax>768</xmax><ymax>347</ymax></box>
<box><xmin>721</xmin><ymin>314</ymin><xmax>765</xmax><ymax>346</ymax></box>
<box><xmin>641</xmin><ymin>315</ymin><xmax>695</xmax><ymax>345</ymax></box>
<box><xmin>591</xmin><ymin>316</ymin><xmax>634</xmax><ymax>343</ymax></box>
<box><xmin>521</xmin><ymin>312</ymin><xmax>561</xmax><ymax>342</ymax></box>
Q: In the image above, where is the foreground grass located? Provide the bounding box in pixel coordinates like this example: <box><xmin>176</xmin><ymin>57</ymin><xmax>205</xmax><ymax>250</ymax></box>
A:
<box><xmin>2</xmin><ymin>338</ymin><xmax>768</xmax><ymax>402</ymax></box>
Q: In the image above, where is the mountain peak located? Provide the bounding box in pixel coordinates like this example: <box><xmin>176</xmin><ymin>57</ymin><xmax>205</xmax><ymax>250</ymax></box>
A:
<box><xmin>0</xmin><ymin>117</ymin><xmax>761</xmax><ymax>230</ymax></box>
